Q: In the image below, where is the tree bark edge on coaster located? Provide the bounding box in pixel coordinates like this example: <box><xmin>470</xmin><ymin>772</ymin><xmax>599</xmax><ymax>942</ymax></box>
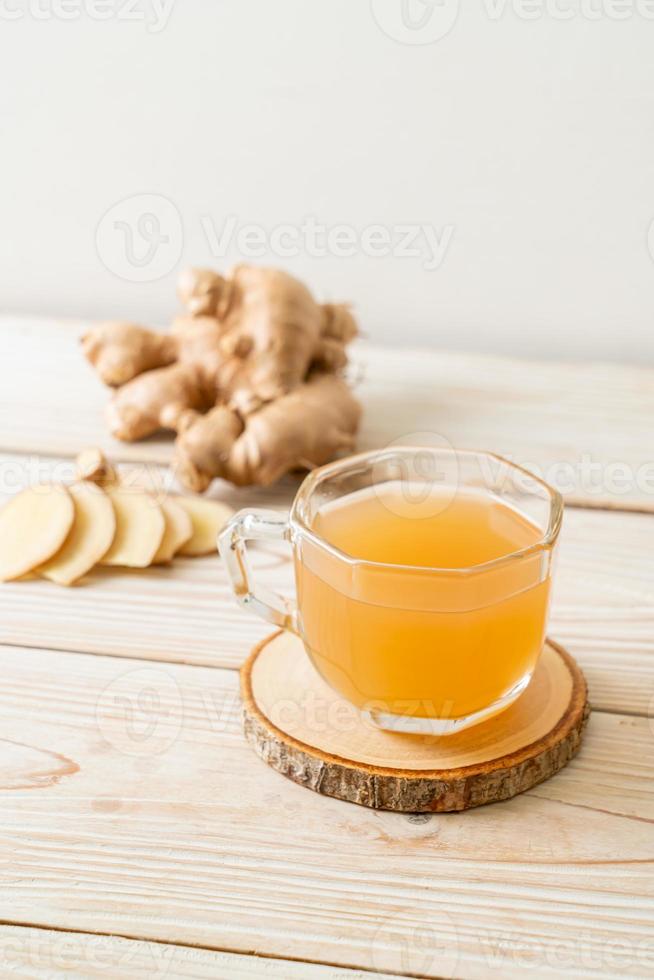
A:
<box><xmin>240</xmin><ymin>631</ymin><xmax>590</xmax><ymax>813</ymax></box>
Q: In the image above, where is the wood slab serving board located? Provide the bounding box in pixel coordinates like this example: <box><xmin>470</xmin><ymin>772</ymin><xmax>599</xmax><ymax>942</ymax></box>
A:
<box><xmin>242</xmin><ymin>631</ymin><xmax>590</xmax><ymax>812</ymax></box>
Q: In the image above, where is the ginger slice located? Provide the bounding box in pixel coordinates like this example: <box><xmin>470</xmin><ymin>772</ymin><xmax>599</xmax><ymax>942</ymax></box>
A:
<box><xmin>100</xmin><ymin>487</ymin><xmax>165</xmax><ymax>567</ymax></box>
<box><xmin>38</xmin><ymin>481</ymin><xmax>116</xmax><ymax>586</ymax></box>
<box><xmin>0</xmin><ymin>484</ymin><xmax>75</xmax><ymax>582</ymax></box>
<box><xmin>76</xmin><ymin>447</ymin><xmax>118</xmax><ymax>486</ymax></box>
<box><xmin>152</xmin><ymin>497</ymin><xmax>193</xmax><ymax>564</ymax></box>
<box><xmin>174</xmin><ymin>496</ymin><xmax>234</xmax><ymax>557</ymax></box>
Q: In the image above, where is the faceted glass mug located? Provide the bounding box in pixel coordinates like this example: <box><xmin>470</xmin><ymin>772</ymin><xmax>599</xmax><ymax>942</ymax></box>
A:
<box><xmin>219</xmin><ymin>448</ymin><xmax>563</xmax><ymax>735</ymax></box>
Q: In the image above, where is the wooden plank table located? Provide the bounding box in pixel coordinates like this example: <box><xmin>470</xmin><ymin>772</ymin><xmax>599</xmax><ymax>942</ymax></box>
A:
<box><xmin>0</xmin><ymin>316</ymin><xmax>652</xmax><ymax>979</ymax></box>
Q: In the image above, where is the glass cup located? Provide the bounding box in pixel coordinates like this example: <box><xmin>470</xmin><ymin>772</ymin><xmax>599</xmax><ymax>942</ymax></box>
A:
<box><xmin>220</xmin><ymin>448</ymin><xmax>562</xmax><ymax>735</ymax></box>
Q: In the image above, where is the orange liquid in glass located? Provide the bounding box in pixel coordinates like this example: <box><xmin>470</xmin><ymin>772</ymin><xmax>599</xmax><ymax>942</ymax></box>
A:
<box><xmin>296</xmin><ymin>486</ymin><xmax>551</xmax><ymax>720</ymax></box>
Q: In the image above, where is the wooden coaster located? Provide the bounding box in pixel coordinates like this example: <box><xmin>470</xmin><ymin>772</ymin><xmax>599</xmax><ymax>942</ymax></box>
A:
<box><xmin>241</xmin><ymin>632</ymin><xmax>589</xmax><ymax>812</ymax></box>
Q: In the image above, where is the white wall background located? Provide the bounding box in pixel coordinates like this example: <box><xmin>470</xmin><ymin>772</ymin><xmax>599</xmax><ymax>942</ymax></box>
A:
<box><xmin>1</xmin><ymin>0</ymin><xmax>653</xmax><ymax>362</ymax></box>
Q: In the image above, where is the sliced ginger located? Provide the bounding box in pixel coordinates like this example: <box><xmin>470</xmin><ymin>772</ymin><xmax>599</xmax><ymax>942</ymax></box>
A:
<box><xmin>38</xmin><ymin>481</ymin><xmax>116</xmax><ymax>585</ymax></box>
<box><xmin>175</xmin><ymin>496</ymin><xmax>234</xmax><ymax>556</ymax></box>
<box><xmin>0</xmin><ymin>485</ymin><xmax>75</xmax><ymax>582</ymax></box>
<box><xmin>75</xmin><ymin>447</ymin><xmax>232</xmax><ymax>558</ymax></box>
<box><xmin>152</xmin><ymin>497</ymin><xmax>193</xmax><ymax>564</ymax></box>
<box><xmin>0</xmin><ymin>448</ymin><xmax>234</xmax><ymax>587</ymax></box>
<box><xmin>76</xmin><ymin>446</ymin><xmax>118</xmax><ymax>486</ymax></box>
<box><xmin>101</xmin><ymin>487</ymin><xmax>165</xmax><ymax>568</ymax></box>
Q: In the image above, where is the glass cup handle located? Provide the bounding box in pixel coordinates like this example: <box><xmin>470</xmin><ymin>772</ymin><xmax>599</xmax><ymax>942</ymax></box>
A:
<box><xmin>218</xmin><ymin>509</ymin><xmax>298</xmax><ymax>634</ymax></box>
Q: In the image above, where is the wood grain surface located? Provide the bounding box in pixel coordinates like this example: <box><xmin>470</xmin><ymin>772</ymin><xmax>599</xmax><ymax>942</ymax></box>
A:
<box><xmin>1</xmin><ymin>315</ymin><xmax>653</xmax><ymax>978</ymax></box>
<box><xmin>0</xmin><ymin>645</ymin><xmax>652</xmax><ymax>980</ymax></box>
<box><xmin>0</xmin><ymin>924</ymin><xmax>396</xmax><ymax>979</ymax></box>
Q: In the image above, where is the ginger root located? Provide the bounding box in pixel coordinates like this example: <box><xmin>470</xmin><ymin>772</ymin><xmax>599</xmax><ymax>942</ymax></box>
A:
<box><xmin>82</xmin><ymin>265</ymin><xmax>361</xmax><ymax>492</ymax></box>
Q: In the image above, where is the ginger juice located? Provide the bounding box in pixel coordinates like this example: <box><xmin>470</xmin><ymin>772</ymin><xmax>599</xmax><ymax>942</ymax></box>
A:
<box><xmin>295</xmin><ymin>482</ymin><xmax>552</xmax><ymax>722</ymax></box>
